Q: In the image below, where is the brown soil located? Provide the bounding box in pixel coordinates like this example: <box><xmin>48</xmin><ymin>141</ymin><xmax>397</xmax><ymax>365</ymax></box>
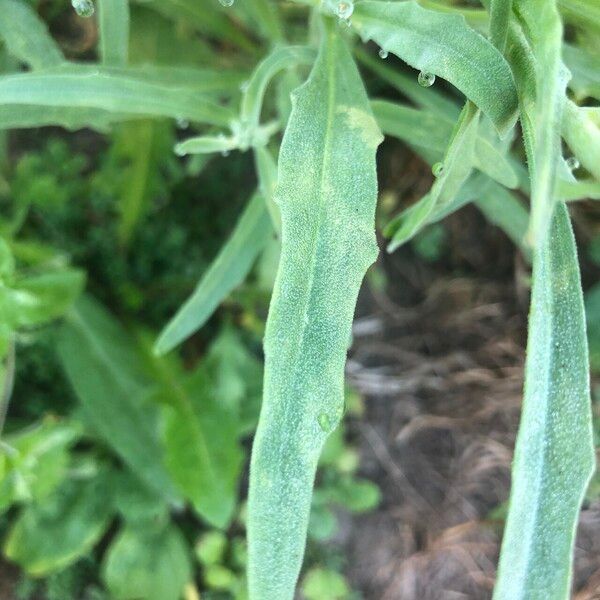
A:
<box><xmin>344</xmin><ymin>201</ymin><xmax>600</xmax><ymax>599</ymax></box>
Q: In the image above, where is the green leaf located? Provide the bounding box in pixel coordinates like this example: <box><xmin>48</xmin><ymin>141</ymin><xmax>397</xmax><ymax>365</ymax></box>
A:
<box><xmin>136</xmin><ymin>0</ymin><xmax>258</xmax><ymax>54</ymax></box>
<box><xmin>386</xmin><ymin>102</ymin><xmax>481</xmax><ymax>251</ymax></box>
<box><xmin>247</xmin><ymin>21</ymin><xmax>382</xmax><ymax>600</ymax></box>
<box><xmin>494</xmin><ymin>203</ymin><xmax>595</xmax><ymax>600</ymax></box>
<box><xmin>563</xmin><ymin>44</ymin><xmax>600</xmax><ymax>102</ymax></box>
<box><xmin>0</xmin><ymin>65</ymin><xmax>233</xmax><ymax>126</ymax></box>
<box><xmin>562</xmin><ymin>101</ymin><xmax>600</xmax><ymax>182</ymax></box>
<box><xmin>152</xmin><ymin>358</ymin><xmax>244</xmax><ymax>528</ymax></box>
<box><xmin>372</xmin><ymin>99</ymin><xmax>518</xmax><ymax>189</ymax></box>
<box><xmin>102</xmin><ymin>523</ymin><xmax>191</xmax><ymax>600</ymax></box>
<box><xmin>240</xmin><ymin>46</ymin><xmax>316</xmax><ymax>131</ymax></box>
<box><xmin>302</xmin><ymin>568</ymin><xmax>350</xmax><ymax>600</ymax></box>
<box><xmin>474</xmin><ymin>181</ymin><xmax>530</xmax><ymax>257</ymax></box>
<box><xmin>489</xmin><ymin>0</ymin><xmax>512</xmax><ymax>52</ymax></box>
<box><xmin>506</xmin><ymin>0</ymin><xmax>566</xmax><ymax>245</ymax></box>
<box><xmin>110</xmin><ymin>119</ymin><xmax>177</xmax><ymax>244</ymax></box>
<box><xmin>3</xmin><ymin>472</ymin><xmax>114</xmax><ymax>576</ymax></box>
<box><xmin>0</xmin><ymin>419</ymin><xmax>80</xmax><ymax>512</ymax></box>
<box><xmin>355</xmin><ymin>46</ymin><xmax>461</xmax><ymax>120</ymax></box>
<box><xmin>57</xmin><ymin>296</ymin><xmax>178</xmax><ymax>502</ymax></box>
<box><xmin>97</xmin><ymin>0</ymin><xmax>130</xmax><ymax>66</ymax></box>
<box><xmin>155</xmin><ymin>192</ymin><xmax>272</xmax><ymax>354</ymax></box>
<box><xmin>1</xmin><ymin>269</ymin><xmax>85</xmax><ymax>329</ymax></box>
<box><xmin>254</xmin><ymin>145</ymin><xmax>281</xmax><ymax>233</ymax></box>
<box><xmin>243</xmin><ymin>0</ymin><xmax>284</xmax><ymax>43</ymax></box>
<box><xmin>351</xmin><ymin>0</ymin><xmax>518</xmax><ymax>136</ymax></box>
<box><xmin>586</xmin><ymin>283</ymin><xmax>600</xmax><ymax>373</ymax></box>
<box><xmin>195</xmin><ymin>530</ymin><xmax>228</xmax><ymax>566</ymax></box>
<box><xmin>205</xmin><ymin>325</ymin><xmax>263</xmax><ymax>433</ymax></box>
<box><xmin>0</xmin><ymin>0</ymin><xmax>64</xmax><ymax>70</ymax></box>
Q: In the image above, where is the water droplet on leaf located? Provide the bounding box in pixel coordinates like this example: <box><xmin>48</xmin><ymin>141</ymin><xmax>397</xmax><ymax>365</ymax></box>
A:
<box><xmin>432</xmin><ymin>162</ymin><xmax>444</xmax><ymax>177</ymax></box>
<box><xmin>566</xmin><ymin>156</ymin><xmax>580</xmax><ymax>171</ymax></box>
<box><xmin>378</xmin><ymin>48</ymin><xmax>389</xmax><ymax>59</ymax></box>
<box><xmin>336</xmin><ymin>0</ymin><xmax>353</xmax><ymax>19</ymax></box>
<box><xmin>317</xmin><ymin>413</ymin><xmax>332</xmax><ymax>432</ymax></box>
<box><xmin>240</xmin><ymin>80</ymin><xmax>250</xmax><ymax>93</ymax></box>
<box><xmin>219</xmin><ymin>0</ymin><xmax>234</xmax><ymax>6</ymax></box>
<box><xmin>71</xmin><ymin>0</ymin><xmax>94</xmax><ymax>17</ymax></box>
<box><xmin>175</xmin><ymin>117</ymin><xmax>189</xmax><ymax>129</ymax></box>
<box><xmin>418</xmin><ymin>71</ymin><xmax>436</xmax><ymax>87</ymax></box>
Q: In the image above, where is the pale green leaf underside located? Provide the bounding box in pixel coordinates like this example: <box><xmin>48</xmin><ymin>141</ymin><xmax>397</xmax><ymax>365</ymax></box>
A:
<box><xmin>494</xmin><ymin>202</ymin><xmax>594</xmax><ymax>600</ymax></box>
<box><xmin>155</xmin><ymin>192</ymin><xmax>272</xmax><ymax>355</ymax></box>
<box><xmin>351</xmin><ymin>0</ymin><xmax>518</xmax><ymax>136</ymax></box>
<box><xmin>0</xmin><ymin>65</ymin><xmax>233</xmax><ymax>126</ymax></box>
<box><xmin>247</xmin><ymin>21</ymin><xmax>381</xmax><ymax>600</ymax></box>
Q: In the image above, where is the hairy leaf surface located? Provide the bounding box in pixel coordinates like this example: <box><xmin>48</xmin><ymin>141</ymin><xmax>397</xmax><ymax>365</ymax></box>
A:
<box><xmin>494</xmin><ymin>203</ymin><xmax>595</xmax><ymax>600</ymax></box>
<box><xmin>247</xmin><ymin>22</ymin><xmax>382</xmax><ymax>599</ymax></box>
<box><xmin>0</xmin><ymin>66</ymin><xmax>233</xmax><ymax>126</ymax></box>
<box><xmin>351</xmin><ymin>0</ymin><xmax>518</xmax><ymax>136</ymax></box>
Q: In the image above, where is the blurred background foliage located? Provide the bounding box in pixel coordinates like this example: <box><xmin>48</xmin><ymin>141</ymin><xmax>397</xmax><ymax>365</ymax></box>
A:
<box><xmin>0</xmin><ymin>0</ymin><xmax>598</xmax><ymax>598</ymax></box>
<box><xmin>0</xmin><ymin>1</ymin><xmax>380</xmax><ymax>598</ymax></box>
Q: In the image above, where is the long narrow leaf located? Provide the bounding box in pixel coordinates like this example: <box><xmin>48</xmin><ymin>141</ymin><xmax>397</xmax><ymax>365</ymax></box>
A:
<box><xmin>351</xmin><ymin>0</ymin><xmax>518</xmax><ymax>136</ymax></box>
<box><xmin>494</xmin><ymin>202</ymin><xmax>594</xmax><ymax>599</ymax></box>
<box><xmin>0</xmin><ymin>66</ymin><xmax>233</xmax><ymax>126</ymax></box>
<box><xmin>155</xmin><ymin>192</ymin><xmax>272</xmax><ymax>355</ymax></box>
<box><xmin>97</xmin><ymin>0</ymin><xmax>130</xmax><ymax>66</ymax></box>
<box><xmin>247</xmin><ymin>21</ymin><xmax>382</xmax><ymax>599</ymax></box>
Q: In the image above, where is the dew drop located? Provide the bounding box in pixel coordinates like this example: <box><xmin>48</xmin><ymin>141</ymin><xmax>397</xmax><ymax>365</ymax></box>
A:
<box><xmin>240</xmin><ymin>80</ymin><xmax>250</xmax><ymax>93</ymax></box>
<box><xmin>175</xmin><ymin>117</ymin><xmax>189</xmax><ymax>129</ymax></box>
<box><xmin>219</xmin><ymin>0</ymin><xmax>234</xmax><ymax>6</ymax></box>
<box><xmin>418</xmin><ymin>70</ymin><xmax>436</xmax><ymax>88</ymax></box>
<box><xmin>317</xmin><ymin>413</ymin><xmax>332</xmax><ymax>432</ymax></box>
<box><xmin>378</xmin><ymin>48</ymin><xmax>389</xmax><ymax>59</ymax></box>
<box><xmin>221</xmin><ymin>149</ymin><xmax>230</xmax><ymax>157</ymax></box>
<box><xmin>432</xmin><ymin>162</ymin><xmax>444</xmax><ymax>177</ymax></box>
<box><xmin>566</xmin><ymin>156</ymin><xmax>580</xmax><ymax>171</ymax></box>
<box><xmin>336</xmin><ymin>0</ymin><xmax>354</xmax><ymax>19</ymax></box>
<box><xmin>174</xmin><ymin>145</ymin><xmax>186</xmax><ymax>157</ymax></box>
<box><xmin>71</xmin><ymin>0</ymin><xmax>95</xmax><ymax>17</ymax></box>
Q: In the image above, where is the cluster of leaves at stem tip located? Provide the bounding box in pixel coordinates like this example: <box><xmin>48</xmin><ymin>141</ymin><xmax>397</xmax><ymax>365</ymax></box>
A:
<box><xmin>0</xmin><ymin>0</ymin><xmax>598</xmax><ymax>598</ymax></box>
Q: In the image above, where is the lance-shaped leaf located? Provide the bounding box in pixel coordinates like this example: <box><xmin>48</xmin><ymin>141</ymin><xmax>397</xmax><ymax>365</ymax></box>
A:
<box><xmin>0</xmin><ymin>0</ymin><xmax>64</xmax><ymax>70</ymax></box>
<box><xmin>97</xmin><ymin>0</ymin><xmax>130</xmax><ymax>66</ymax></box>
<box><xmin>494</xmin><ymin>203</ymin><xmax>595</xmax><ymax>600</ymax></box>
<box><xmin>0</xmin><ymin>66</ymin><xmax>233</xmax><ymax>126</ymax></box>
<box><xmin>247</xmin><ymin>22</ymin><xmax>382</xmax><ymax>600</ymax></box>
<box><xmin>155</xmin><ymin>192</ymin><xmax>272</xmax><ymax>355</ymax></box>
<box><xmin>58</xmin><ymin>296</ymin><xmax>179</xmax><ymax>502</ymax></box>
<box><xmin>351</xmin><ymin>0</ymin><xmax>518</xmax><ymax>136</ymax></box>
